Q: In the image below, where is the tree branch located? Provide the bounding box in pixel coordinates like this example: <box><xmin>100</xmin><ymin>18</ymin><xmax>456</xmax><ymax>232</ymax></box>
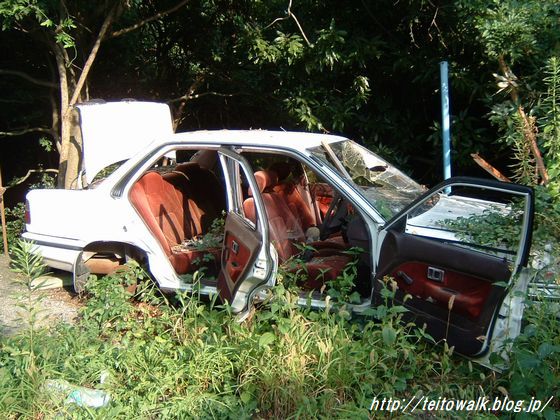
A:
<box><xmin>170</xmin><ymin>75</ymin><xmax>205</xmax><ymax>129</ymax></box>
<box><xmin>0</xmin><ymin>69</ymin><xmax>57</xmax><ymax>88</ymax></box>
<box><xmin>428</xmin><ymin>7</ymin><xmax>446</xmax><ymax>48</ymax></box>
<box><xmin>110</xmin><ymin>0</ymin><xmax>189</xmax><ymax>39</ymax></box>
<box><xmin>289</xmin><ymin>11</ymin><xmax>311</xmax><ymax>47</ymax></box>
<box><xmin>5</xmin><ymin>169</ymin><xmax>59</xmax><ymax>190</ymax></box>
<box><xmin>0</xmin><ymin>127</ymin><xmax>53</xmax><ymax>137</ymax></box>
<box><xmin>471</xmin><ymin>153</ymin><xmax>511</xmax><ymax>182</ymax></box>
<box><xmin>168</xmin><ymin>90</ymin><xmax>238</xmax><ymax>104</ymax></box>
<box><xmin>498</xmin><ymin>55</ymin><xmax>549</xmax><ymax>185</ymax></box>
<box><xmin>68</xmin><ymin>4</ymin><xmax>119</xmax><ymax>108</ymax></box>
<box><xmin>265</xmin><ymin>0</ymin><xmax>311</xmax><ymax>46</ymax></box>
<box><xmin>169</xmin><ymin>74</ymin><xmax>205</xmax><ymax>104</ymax></box>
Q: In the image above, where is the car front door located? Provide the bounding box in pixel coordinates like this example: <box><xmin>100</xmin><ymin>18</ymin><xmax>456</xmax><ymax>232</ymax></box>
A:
<box><xmin>374</xmin><ymin>177</ymin><xmax>534</xmax><ymax>358</ymax></box>
<box><xmin>216</xmin><ymin>148</ymin><xmax>277</xmax><ymax>313</ymax></box>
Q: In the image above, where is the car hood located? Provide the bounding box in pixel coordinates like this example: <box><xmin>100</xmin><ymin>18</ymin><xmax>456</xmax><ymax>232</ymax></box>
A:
<box><xmin>75</xmin><ymin>101</ymin><xmax>173</xmax><ymax>185</ymax></box>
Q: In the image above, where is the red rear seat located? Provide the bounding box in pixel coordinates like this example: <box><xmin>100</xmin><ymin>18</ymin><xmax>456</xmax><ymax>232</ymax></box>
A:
<box><xmin>175</xmin><ymin>162</ymin><xmax>226</xmax><ymax>232</ymax></box>
<box><xmin>130</xmin><ymin>171</ymin><xmax>219</xmax><ymax>275</ymax></box>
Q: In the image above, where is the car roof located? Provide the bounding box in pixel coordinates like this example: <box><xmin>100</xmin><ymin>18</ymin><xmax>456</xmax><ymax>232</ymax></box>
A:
<box><xmin>75</xmin><ymin>99</ymin><xmax>349</xmax><ymax>184</ymax></box>
<box><xmin>169</xmin><ymin>129</ymin><xmax>349</xmax><ymax>151</ymax></box>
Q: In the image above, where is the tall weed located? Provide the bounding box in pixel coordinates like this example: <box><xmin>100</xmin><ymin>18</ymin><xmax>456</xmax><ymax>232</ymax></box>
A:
<box><xmin>0</xmin><ymin>240</ymin><xmax>50</xmax><ymax>416</ymax></box>
<box><xmin>0</xmin><ymin>257</ymin><xmax>558</xmax><ymax>418</ymax></box>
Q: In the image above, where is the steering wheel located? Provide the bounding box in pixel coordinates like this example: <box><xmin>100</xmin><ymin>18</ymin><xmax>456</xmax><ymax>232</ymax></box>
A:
<box><xmin>319</xmin><ymin>193</ymin><xmax>349</xmax><ymax>240</ymax></box>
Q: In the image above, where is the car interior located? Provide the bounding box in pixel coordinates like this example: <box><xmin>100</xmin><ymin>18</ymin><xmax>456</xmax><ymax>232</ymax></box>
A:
<box><xmin>128</xmin><ymin>148</ymin><xmax>373</xmax><ymax>301</ymax></box>
<box><xmin>241</xmin><ymin>152</ymin><xmax>372</xmax><ymax>298</ymax></box>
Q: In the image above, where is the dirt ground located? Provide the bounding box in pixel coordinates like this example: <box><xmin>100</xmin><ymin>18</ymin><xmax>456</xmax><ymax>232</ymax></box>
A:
<box><xmin>0</xmin><ymin>254</ymin><xmax>82</xmax><ymax>336</ymax></box>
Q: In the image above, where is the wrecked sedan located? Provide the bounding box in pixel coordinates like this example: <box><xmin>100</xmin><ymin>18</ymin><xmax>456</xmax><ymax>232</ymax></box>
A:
<box><xmin>24</xmin><ymin>101</ymin><xmax>534</xmax><ymax>364</ymax></box>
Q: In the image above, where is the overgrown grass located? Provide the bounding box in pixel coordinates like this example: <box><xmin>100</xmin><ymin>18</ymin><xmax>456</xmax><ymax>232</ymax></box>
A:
<box><xmin>0</xmin><ymin>248</ymin><xmax>558</xmax><ymax>418</ymax></box>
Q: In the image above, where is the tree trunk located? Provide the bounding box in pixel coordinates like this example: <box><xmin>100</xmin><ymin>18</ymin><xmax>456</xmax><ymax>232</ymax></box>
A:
<box><xmin>48</xmin><ymin>1</ymin><xmax>186</xmax><ymax>188</ymax></box>
<box><xmin>53</xmin><ymin>44</ymin><xmax>73</xmax><ymax>188</ymax></box>
<box><xmin>53</xmin><ymin>5</ymin><xmax>118</xmax><ymax>189</ymax></box>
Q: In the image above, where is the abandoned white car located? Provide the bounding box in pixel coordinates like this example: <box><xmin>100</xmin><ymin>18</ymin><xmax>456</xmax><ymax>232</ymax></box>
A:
<box><xmin>23</xmin><ymin>101</ymin><xmax>534</xmax><ymax>363</ymax></box>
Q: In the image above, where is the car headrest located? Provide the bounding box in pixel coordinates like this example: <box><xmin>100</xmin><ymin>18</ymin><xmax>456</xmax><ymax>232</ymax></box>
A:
<box><xmin>249</xmin><ymin>170</ymin><xmax>278</xmax><ymax>196</ymax></box>
<box><xmin>162</xmin><ymin>171</ymin><xmax>189</xmax><ymax>186</ymax></box>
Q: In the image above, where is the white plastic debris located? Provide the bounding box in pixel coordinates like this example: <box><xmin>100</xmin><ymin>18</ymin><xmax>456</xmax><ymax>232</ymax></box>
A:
<box><xmin>44</xmin><ymin>379</ymin><xmax>110</xmax><ymax>408</ymax></box>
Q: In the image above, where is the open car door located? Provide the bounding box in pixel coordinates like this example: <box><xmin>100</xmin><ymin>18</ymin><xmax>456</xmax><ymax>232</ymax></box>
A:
<box><xmin>374</xmin><ymin>177</ymin><xmax>534</xmax><ymax>358</ymax></box>
<box><xmin>217</xmin><ymin>148</ymin><xmax>276</xmax><ymax>313</ymax></box>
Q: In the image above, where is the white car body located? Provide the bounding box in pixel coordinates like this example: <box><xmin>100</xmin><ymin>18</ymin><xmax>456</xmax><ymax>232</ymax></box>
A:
<box><xmin>23</xmin><ymin>101</ymin><xmax>535</xmax><ymax>365</ymax></box>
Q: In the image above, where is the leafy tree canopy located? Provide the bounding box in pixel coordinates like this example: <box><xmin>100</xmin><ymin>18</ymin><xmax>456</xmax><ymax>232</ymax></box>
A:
<box><xmin>0</xmin><ymin>0</ymin><xmax>559</xmax><ymax>193</ymax></box>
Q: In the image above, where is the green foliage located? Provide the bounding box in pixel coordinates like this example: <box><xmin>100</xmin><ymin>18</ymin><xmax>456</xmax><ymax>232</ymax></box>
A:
<box><xmin>278</xmin><ymin>245</ymin><xmax>362</xmax><ymax>305</ymax></box>
<box><xmin>185</xmin><ymin>215</ymin><xmax>225</xmax><ymax>252</ymax></box>
<box><xmin>442</xmin><ymin>204</ymin><xmax>523</xmax><ymax>256</ymax></box>
<box><xmin>38</xmin><ymin>136</ymin><xmax>54</xmax><ymax>153</ymax></box>
<box><xmin>0</xmin><ymin>0</ymin><xmax>548</xmax><ymax>185</ymax></box>
<box><xmin>10</xmin><ymin>238</ymin><xmax>45</xmax><ymax>282</ymax></box>
<box><xmin>541</xmin><ymin>57</ymin><xmax>560</xmax><ymax>157</ymax></box>
<box><xmin>500</xmin><ymin>300</ymin><xmax>560</xmax><ymax>419</ymax></box>
<box><xmin>80</xmin><ymin>266</ymin><xmax>139</xmax><ymax>332</ymax></box>
<box><xmin>0</xmin><ymin>239</ymin><xmax>49</xmax><ymax>417</ymax></box>
<box><xmin>1</xmin><ymin>0</ymin><xmax>559</xmax><ymax>188</ymax></box>
<box><xmin>325</xmin><ymin>247</ymin><xmax>363</xmax><ymax>304</ymax></box>
<box><xmin>441</xmin><ymin>187</ymin><xmax>560</xmax><ymax>273</ymax></box>
<box><xmin>540</xmin><ymin>56</ymin><xmax>560</xmax><ymax>201</ymax></box>
<box><xmin>475</xmin><ymin>0</ymin><xmax>540</xmax><ymax>64</ymax></box>
<box><xmin>0</xmin><ymin>202</ymin><xmax>26</xmax><ymax>254</ymax></box>
<box><xmin>531</xmin><ymin>187</ymin><xmax>560</xmax><ymax>252</ymax></box>
<box><xmin>1</xmin><ymin>260</ymin><xmax>557</xmax><ymax>417</ymax></box>
<box><xmin>0</xmin><ymin>0</ymin><xmax>76</xmax><ymax>49</ymax></box>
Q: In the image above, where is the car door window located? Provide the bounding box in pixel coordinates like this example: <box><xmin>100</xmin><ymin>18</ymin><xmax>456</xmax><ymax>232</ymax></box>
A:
<box><xmin>405</xmin><ymin>186</ymin><xmax>528</xmax><ymax>265</ymax></box>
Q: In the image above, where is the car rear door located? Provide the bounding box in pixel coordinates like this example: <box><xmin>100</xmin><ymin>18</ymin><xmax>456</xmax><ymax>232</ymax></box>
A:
<box><xmin>374</xmin><ymin>177</ymin><xmax>534</xmax><ymax>357</ymax></box>
<box><xmin>216</xmin><ymin>148</ymin><xmax>277</xmax><ymax>313</ymax></box>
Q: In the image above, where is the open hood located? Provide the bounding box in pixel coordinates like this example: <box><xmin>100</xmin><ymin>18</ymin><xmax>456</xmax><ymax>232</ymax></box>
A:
<box><xmin>75</xmin><ymin>101</ymin><xmax>173</xmax><ymax>185</ymax></box>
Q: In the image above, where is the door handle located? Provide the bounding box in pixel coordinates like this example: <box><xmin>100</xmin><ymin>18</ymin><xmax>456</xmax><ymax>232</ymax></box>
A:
<box><xmin>397</xmin><ymin>270</ymin><xmax>414</xmax><ymax>285</ymax></box>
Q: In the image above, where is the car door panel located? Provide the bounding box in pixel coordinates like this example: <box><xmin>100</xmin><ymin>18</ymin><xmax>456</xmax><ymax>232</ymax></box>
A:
<box><xmin>377</xmin><ymin>230</ymin><xmax>512</xmax><ymax>283</ymax></box>
<box><xmin>220</xmin><ymin>213</ymin><xmax>261</xmax><ymax>294</ymax></box>
<box><xmin>389</xmin><ymin>288</ymin><xmax>504</xmax><ymax>357</ymax></box>
<box><xmin>374</xmin><ymin>177</ymin><xmax>533</xmax><ymax>358</ymax></box>
<box><xmin>377</xmin><ymin>230</ymin><xmax>507</xmax><ymax>326</ymax></box>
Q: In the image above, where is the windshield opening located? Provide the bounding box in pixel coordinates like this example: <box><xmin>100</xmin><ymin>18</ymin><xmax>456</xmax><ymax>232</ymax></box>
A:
<box><xmin>308</xmin><ymin>140</ymin><xmax>425</xmax><ymax>220</ymax></box>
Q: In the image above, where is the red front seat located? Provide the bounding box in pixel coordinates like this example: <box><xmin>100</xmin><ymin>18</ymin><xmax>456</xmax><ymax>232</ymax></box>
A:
<box><xmin>243</xmin><ymin>170</ymin><xmax>351</xmax><ymax>290</ymax></box>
